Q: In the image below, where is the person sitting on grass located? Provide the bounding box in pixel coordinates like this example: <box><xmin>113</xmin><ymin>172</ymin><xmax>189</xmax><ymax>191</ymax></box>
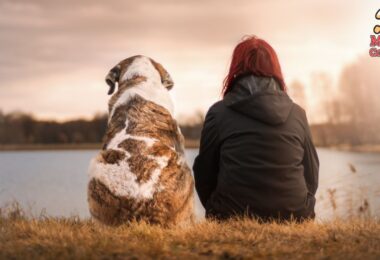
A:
<box><xmin>193</xmin><ymin>35</ymin><xmax>319</xmax><ymax>222</ymax></box>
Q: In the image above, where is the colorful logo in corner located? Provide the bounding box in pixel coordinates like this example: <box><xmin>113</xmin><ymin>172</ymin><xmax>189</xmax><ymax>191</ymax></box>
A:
<box><xmin>369</xmin><ymin>9</ymin><xmax>380</xmax><ymax>57</ymax></box>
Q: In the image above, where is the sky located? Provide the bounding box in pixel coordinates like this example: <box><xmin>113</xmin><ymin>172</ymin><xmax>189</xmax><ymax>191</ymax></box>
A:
<box><xmin>0</xmin><ymin>0</ymin><xmax>377</xmax><ymax>122</ymax></box>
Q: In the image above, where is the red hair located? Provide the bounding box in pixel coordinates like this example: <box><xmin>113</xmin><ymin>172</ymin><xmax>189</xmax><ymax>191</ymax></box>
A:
<box><xmin>222</xmin><ymin>36</ymin><xmax>286</xmax><ymax>96</ymax></box>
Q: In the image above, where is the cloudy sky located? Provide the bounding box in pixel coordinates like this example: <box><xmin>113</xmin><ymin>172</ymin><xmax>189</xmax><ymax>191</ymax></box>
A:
<box><xmin>0</xmin><ymin>0</ymin><xmax>377</xmax><ymax>121</ymax></box>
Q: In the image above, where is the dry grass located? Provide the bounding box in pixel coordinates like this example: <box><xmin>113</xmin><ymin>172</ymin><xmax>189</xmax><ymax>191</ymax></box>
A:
<box><xmin>0</xmin><ymin>205</ymin><xmax>379</xmax><ymax>260</ymax></box>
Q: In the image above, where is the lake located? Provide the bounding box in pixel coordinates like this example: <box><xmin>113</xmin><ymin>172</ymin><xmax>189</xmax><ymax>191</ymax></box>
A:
<box><xmin>0</xmin><ymin>148</ymin><xmax>379</xmax><ymax>221</ymax></box>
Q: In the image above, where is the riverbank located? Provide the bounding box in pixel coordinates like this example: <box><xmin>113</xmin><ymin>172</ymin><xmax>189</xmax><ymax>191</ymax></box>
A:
<box><xmin>0</xmin><ymin>143</ymin><xmax>102</xmax><ymax>151</ymax></box>
<box><xmin>0</xmin><ymin>139</ymin><xmax>200</xmax><ymax>151</ymax></box>
<box><xmin>1</xmin><ymin>209</ymin><xmax>379</xmax><ymax>260</ymax></box>
<box><xmin>327</xmin><ymin>144</ymin><xmax>380</xmax><ymax>153</ymax></box>
<box><xmin>2</xmin><ymin>142</ymin><xmax>380</xmax><ymax>153</ymax></box>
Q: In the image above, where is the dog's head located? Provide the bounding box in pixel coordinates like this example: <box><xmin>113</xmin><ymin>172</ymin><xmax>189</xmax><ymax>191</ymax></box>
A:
<box><xmin>105</xmin><ymin>55</ymin><xmax>174</xmax><ymax>95</ymax></box>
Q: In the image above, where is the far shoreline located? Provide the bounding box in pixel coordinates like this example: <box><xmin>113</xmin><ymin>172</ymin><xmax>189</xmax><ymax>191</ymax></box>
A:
<box><xmin>0</xmin><ymin>139</ymin><xmax>201</xmax><ymax>151</ymax></box>
<box><xmin>1</xmin><ymin>141</ymin><xmax>380</xmax><ymax>153</ymax></box>
<box><xmin>325</xmin><ymin>143</ymin><xmax>380</xmax><ymax>154</ymax></box>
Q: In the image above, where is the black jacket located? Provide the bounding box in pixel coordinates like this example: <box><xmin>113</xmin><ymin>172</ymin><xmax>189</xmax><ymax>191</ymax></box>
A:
<box><xmin>193</xmin><ymin>75</ymin><xmax>319</xmax><ymax>221</ymax></box>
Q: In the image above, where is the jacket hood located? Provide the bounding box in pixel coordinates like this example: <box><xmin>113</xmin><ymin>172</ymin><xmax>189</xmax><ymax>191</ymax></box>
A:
<box><xmin>223</xmin><ymin>75</ymin><xmax>293</xmax><ymax>125</ymax></box>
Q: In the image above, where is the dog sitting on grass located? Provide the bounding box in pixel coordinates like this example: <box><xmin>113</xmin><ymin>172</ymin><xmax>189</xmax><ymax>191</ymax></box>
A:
<box><xmin>87</xmin><ymin>55</ymin><xmax>194</xmax><ymax>226</ymax></box>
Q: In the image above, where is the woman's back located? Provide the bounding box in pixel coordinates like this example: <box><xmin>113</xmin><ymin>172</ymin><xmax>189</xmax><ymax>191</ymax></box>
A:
<box><xmin>193</xmin><ymin>75</ymin><xmax>318</xmax><ymax>221</ymax></box>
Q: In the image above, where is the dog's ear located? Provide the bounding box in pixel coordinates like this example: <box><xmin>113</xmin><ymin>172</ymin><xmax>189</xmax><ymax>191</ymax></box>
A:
<box><xmin>150</xmin><ymin>59</ymin><xmax>174</xmax><ymax>90</ymax></box>
<box><xmin>105</xmin><ymin>65</ymin><xmax>121</xmax><ymax>95</ymax></box>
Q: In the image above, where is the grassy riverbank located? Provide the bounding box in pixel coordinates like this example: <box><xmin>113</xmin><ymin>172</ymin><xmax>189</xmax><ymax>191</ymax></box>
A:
<box><xmin>1</xmin><ymin>207</ymin><xmax>379</xmax><ymax>259</ymax></box>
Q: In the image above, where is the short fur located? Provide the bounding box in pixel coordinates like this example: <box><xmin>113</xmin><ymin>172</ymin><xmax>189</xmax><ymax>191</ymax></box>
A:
<box><xmin>88</xmin><ymin>55</ymin><xmax>194</xmax><ymax>226</ymax></box>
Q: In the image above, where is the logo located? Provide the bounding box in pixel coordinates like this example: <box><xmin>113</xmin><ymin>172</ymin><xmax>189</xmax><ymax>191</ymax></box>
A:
<box><xmin>369</xmin><ymin>9</ymin><xmax>380</xmax><ymax>57</ymax></box>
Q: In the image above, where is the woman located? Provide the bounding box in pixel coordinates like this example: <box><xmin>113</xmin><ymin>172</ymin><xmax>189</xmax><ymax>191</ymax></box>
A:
<box><xmin>193</xmin><ymin>36</ymin><xmax>319</xmax><ymax>222</ymax></box>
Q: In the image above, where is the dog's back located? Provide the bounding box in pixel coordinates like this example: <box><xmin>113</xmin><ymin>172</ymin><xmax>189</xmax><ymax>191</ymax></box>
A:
<box><xmin>87</xmin><ymin>56</ymin><xmax>194</xmax><ymax>226</ymax></box>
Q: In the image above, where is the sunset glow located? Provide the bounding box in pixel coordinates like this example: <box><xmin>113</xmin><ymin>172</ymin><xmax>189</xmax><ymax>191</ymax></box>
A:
<box><xmin>0</xmin><ymin>0</ymin><xmax>377</xmax><ymax>122</ymax></box>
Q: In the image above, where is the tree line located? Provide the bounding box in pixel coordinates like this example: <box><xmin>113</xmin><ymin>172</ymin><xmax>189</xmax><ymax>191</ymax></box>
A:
<box><xmin>1</xmin><ymin>55</ymin><xmax>379</xmax><ymax>147</ymax></box>
<box><xmin>289</xmin><ymin>54</ymin><xmax>380</xmax><ymax>147</ymax></box>
<box><xmin>0</xmin><ymin>111</ymin><xmax>203</xmax><ymax>145</ymax></box>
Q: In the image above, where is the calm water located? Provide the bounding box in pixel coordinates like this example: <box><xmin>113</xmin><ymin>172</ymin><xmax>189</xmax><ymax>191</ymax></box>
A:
<box><xmin>0</xmin><ymin>148</ymin><xmax>379</xmax><ymax>220</ymax></box>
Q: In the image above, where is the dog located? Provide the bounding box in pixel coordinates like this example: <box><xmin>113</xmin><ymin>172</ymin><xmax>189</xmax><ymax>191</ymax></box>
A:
<box><xmin>87</xmin><ymin>55</ymin><xmax>194</xmax><ymax>226</ymax></box>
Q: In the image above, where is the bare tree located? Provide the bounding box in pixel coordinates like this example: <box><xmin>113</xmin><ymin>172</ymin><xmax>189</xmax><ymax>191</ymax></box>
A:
<box><xmin>338</xmin><ymin>55</ymin><xmax>380</xmax><ymax>125</ymax></box>
<box><xmin>288</xmin><ymin>80</ymin><xmax>307</xmax><ymax>111</ymax></box>
<box><xmin>336</xmin><ymin>55</ymin><xmax>380</xmax><ymax>143</ymax></box>
<box><xmin>311</xmin><ymin>72</ymin><xmax>339</xmax><ymax>124</ymax></box>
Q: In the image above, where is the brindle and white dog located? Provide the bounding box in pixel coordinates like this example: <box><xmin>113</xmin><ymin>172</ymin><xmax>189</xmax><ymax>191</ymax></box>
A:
<box><xmin>87</xmin><ymin>55</ymin><xmax>194</xmax><ymax>226</ymax></box>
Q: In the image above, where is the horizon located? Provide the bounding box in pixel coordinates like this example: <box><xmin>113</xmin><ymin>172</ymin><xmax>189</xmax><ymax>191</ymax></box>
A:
<box><xmin>0</xmin><ymin>0</ymin><xmax>378</xmax><ymax>123</ymax></box>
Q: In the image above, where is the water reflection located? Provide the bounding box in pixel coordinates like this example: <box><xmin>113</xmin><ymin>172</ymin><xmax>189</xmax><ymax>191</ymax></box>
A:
<box><xmin>0</xmin><ymin>148</ymin><xmax>379</xmax><ymax>220</ymax></box>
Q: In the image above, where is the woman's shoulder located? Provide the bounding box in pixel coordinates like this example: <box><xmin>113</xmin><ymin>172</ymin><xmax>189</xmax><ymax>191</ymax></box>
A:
<box><xmin>202</xmin><ymin>100</ymin><xmax>227</xmax><ymax>128</ymax></box>
<box><xmin>207</xmin><ymin>100</ymin><xmax>227</xmax><ymax>115</ymax></box>
<box><xmin>291</xmin><ymin>102</ymin><xmax>308</xmax><ymax>120</ymax></box>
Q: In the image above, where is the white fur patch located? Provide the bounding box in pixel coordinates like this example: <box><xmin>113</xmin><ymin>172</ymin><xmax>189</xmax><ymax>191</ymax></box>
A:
<box><xmin>121</xmin><ymin>56</ymin><xmax>161</xmax><ymax>84</ymax></box>
<box><xmin>106</xmin><ymin>119</ymin><xmax>156</xmax><ymax>151</ymax></box>
<box><xmin>109</xmin><ymin>56</ymin><xmax>174</xmax><ymax>119</ymax></box>
<box><xmin>89</xmin><ymin>105</ymin><xmax>168</xmax><ymax>199</ymax></box>
<box><xmin>88</xmin><ymin>153</ymin><xmax>169</xmax><ymax>200</ymax></box>
<box><xmin>88</xmin><ymin>120</ymin><xmax>167</xmax><ymax>199</ymax></box>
